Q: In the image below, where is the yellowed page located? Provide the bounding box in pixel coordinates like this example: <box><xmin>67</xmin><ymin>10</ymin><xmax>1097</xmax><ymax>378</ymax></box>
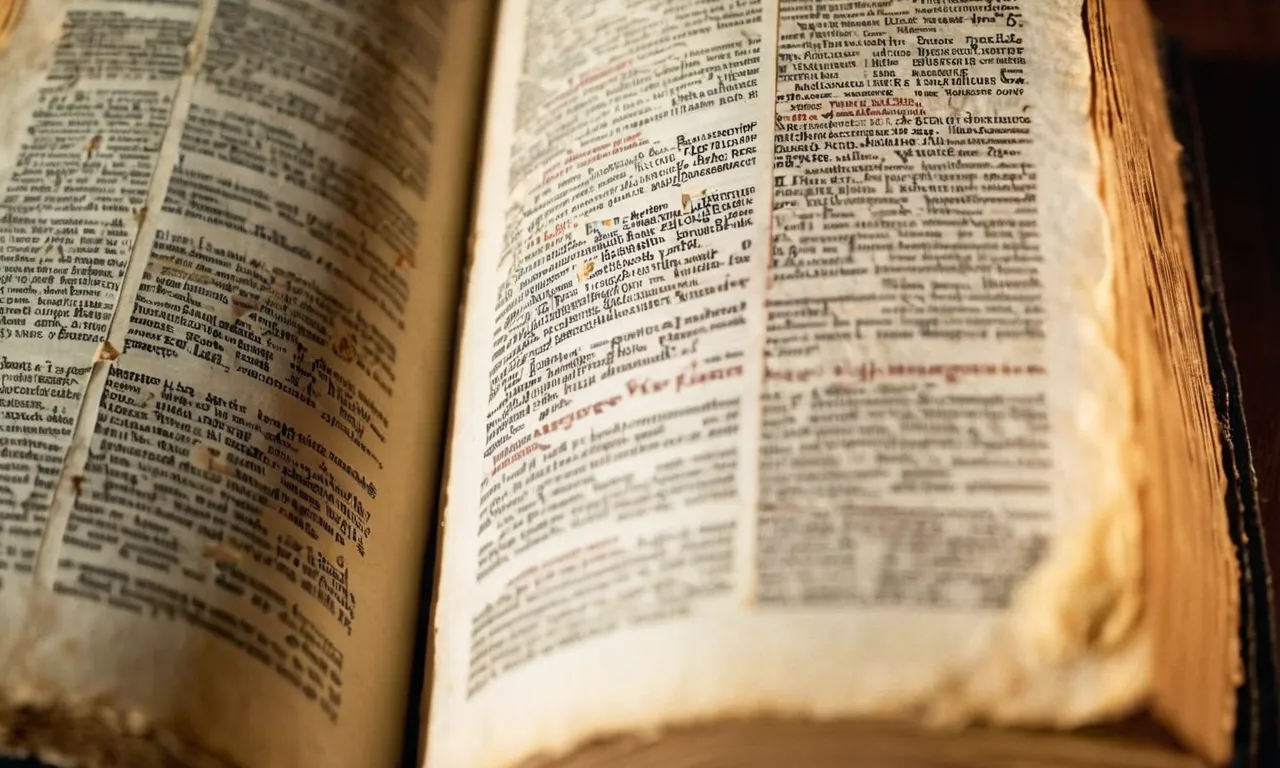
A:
<box><xmin>427</xmin><ymin>1</ymin><xmax>1149</xmax><ymax>767</ymax></box>
<box><xmin>0</xmin><ymin>0</ymin><xmax>491</xmax><ymax>766</ymax></box>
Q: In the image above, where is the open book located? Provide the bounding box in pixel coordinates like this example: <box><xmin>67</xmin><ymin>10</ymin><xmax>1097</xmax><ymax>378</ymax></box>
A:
<box><xmin>0</xmin><ymin>0</ymin><xmax>1274</xmax><ymax>765</ymax></box>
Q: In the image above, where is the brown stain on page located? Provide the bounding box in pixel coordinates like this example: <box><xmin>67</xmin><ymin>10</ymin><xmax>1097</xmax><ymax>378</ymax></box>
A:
<box><xmin>229</xmin><ymin>294</ymin><xmax>259</xmax><ymax>319</ymax></box>
<box><xmin>0</xmin><ymin>0</ymin><xmax>23</xmax><ymax>48</ymax></box>
<box><xmin>189</xmin><ymin>443</ymin><xmax>232</xmax><ymax>476</ymax></box>
<box><xmin>332</xmin><ymin>335</ymin><xmax>358</xmax><ymax>363</ymax></box>
<box><xmin>84</xmin><ymin>134</ymin><xmax>102</xmax><ymax>161</ymax></box>
<box><xmin>202</xmin><ymin>539</ymin><xmax>243</xmax><ymax>566</ymax></box>
<box><xmin>94</xmin><ymin>341</ymin><xmax>120</xmax><ymax>363</ymax></box>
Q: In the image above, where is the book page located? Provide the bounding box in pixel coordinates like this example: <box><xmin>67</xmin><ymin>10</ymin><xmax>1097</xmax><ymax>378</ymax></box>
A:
<box><xmin>427</xmin><ymin>1</ymin><xmax>1151</xmax><ymax>767</ymax></box>
<box><xmin>0</xmin><ymin>0</ymin><xmax>492</xmax><ymax>766</ymax></box>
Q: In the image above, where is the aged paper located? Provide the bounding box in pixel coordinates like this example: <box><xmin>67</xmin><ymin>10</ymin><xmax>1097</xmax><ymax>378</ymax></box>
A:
<box><xmin>0</xmin><ymin>1</ymin><xmax>491</xmax><ymax>766</ymax></box>
<box><xmin>426</xmin><ymin>1</ymin><xmax>1146</xmax><ymax>767</ymax></box>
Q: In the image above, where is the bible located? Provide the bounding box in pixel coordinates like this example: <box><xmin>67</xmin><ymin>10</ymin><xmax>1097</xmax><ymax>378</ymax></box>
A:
<box><xmin>0</xmin><ymin>0</ymin><xmax>1274</xmax><ymax>766</ymax></box>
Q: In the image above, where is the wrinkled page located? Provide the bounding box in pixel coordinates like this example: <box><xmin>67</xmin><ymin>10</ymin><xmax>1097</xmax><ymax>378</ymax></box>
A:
<box><xmin>0</xmin><ymin>0</ymin><xmax>490</xmax><ymax>766</ymax></box>
<box><xmin>427</xmin><ymin>1</ymin><xmax>1146</xmax><ymax>767</ymax></box>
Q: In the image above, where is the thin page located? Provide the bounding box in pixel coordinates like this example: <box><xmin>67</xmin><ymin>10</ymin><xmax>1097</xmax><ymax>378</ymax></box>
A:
<box><xmin>0</xmin><ymin>1</ymin><xmax>490</xmax><ymax>766</ymax></box>
<box><xmin>427</xmin><ymin>1</ymin><xmax>1145</xmax><ymax>767</ymax></box>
